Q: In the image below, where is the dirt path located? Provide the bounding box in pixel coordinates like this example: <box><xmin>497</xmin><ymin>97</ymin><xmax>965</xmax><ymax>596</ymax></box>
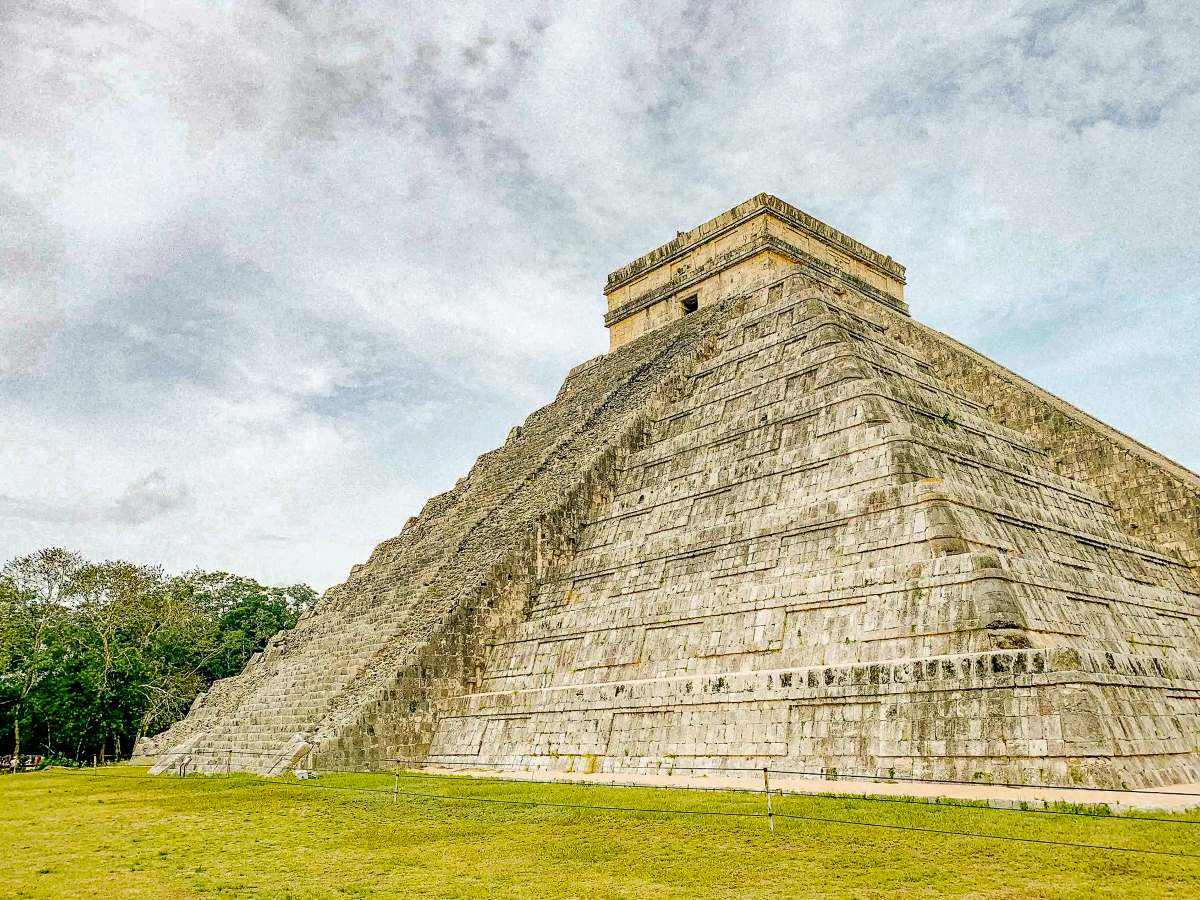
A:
<box><xmin>409</xmin><ymin>765</ymin><xmax>1200</xmax><ymax>813</ymax></box>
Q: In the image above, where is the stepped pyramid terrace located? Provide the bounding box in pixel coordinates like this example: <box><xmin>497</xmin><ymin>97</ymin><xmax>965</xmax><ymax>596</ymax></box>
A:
<box><xmin>140</xmin><ymin>194</ymin><xmax>1200</xmax><ymax>788</ymax></box>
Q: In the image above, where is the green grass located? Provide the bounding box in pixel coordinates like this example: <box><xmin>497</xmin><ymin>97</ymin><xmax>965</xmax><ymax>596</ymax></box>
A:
<box><xmin>3</xmin><ymin>767</ymin><xmax>1199</xmax><ymax>898</ymax></box>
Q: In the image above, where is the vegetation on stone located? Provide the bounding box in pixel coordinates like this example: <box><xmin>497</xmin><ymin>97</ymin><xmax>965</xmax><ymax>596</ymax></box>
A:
<box><xmin>0</xmin><ymin>547</ymin><xmax>315</xmax><ymax>764</ymax></box>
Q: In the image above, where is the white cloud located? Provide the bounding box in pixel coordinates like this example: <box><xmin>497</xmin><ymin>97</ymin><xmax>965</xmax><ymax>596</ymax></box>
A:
<box><xmin>109</xmin><ymin>470</ymin><xmax>191</xmax><ymax>525</ymax></box>
<box><xmin>0</xmin><ymin>0</ymin><xmax>1197</xmax><ymax>589</ymax></box>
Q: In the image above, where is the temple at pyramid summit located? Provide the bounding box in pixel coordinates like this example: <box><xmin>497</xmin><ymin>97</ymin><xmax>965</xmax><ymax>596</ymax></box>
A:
<box><xmin>142</xmin><ymin>194</ymin><xmax>1200</xmax><ymax>788</ymax></box>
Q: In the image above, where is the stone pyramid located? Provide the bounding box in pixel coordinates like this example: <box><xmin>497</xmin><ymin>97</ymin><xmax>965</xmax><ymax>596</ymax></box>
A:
<box><xmin>145</xmin><ymin>195</ymin><xmax>1200</xmax><ymax>788</ymax></box>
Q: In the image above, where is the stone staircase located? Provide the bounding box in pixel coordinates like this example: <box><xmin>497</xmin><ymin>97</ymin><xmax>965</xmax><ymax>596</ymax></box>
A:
<box><xmin>142</xmin><ymin>299</ymin><xmax>730</xmax><ymax>774</ymax></box>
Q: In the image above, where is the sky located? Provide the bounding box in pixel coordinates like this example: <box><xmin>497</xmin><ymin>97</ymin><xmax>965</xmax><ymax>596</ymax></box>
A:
<box><xmin>1</xmin><ymin>0</ymin><xmax>1198</xmax><ymax>592</ymax></box>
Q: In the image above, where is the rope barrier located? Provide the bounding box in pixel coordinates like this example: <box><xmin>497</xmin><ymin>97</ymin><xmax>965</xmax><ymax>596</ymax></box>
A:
<box><xmin>379</xmin><ymin>756</ymin><xmax>1200</xmax><ymax>798</ymax></box>
<box><xmin>49</xmin><ymin>767</ymin><xmax>1200</xmax><ymax>857</ymax></box>
<box><xmin>166</xmin><ymin>749</ymin><xmax>1200</xmax><ymax>800</ymax></box>
<box><xmin>59</xmin><ymin>764</ymin><xmax>1200</xmax><ymax>826</ymax></box>
<box><xmin>255</xmin><ymin>775</ymin><xmax>1200</xmax><ymax>859</ymax></box>
<box><xmin>377</xmin><ymin>767</ymin><xmax>1200</xmax><ymax>827</ymax></box>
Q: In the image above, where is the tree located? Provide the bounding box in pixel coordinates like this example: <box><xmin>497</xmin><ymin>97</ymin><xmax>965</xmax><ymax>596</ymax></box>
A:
<box><xmin>176</xmin><ymin>572</ymin><xmax>315</xmax><ymax>681</ymax></box>
<box><xmin>0</xmin><ymin>548</ymin><xmax>81</xmax><ymax>761</ymax></box>
<box><xmin>128</xmin><ymin>575</ymin><xmax>219</xmax><ymax>743</ymax></box>
<box><xmin>0</xmin><ymin>548</ymin><xmax>317</xmax><ymax>763</ymax></box>
<box><xmin>70</xmin><ymin>560</ymin><xmax>160</xmax><ymax>756</ymax></box>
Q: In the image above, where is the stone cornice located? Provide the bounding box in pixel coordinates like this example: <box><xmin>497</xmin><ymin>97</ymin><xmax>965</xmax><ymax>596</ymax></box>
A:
<box><xmin>603</xmin><ymin>233</ymin><xmax>909</xmax><ymax>327</ymax></box>
<box><xmin>605</xmin><ymin>192</ymin><xmax>905</xmax><ymax>295</ymax></box>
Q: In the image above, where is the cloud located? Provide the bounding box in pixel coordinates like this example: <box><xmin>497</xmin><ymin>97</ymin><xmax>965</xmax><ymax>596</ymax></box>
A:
<box><xmin>0</xmin><ymin>470</ymin><xmax>189</xmax><ymax>527</ymax></box>
<box><xmin>108</xmin><ymin>471</ymin><xmax>191</xmax><ymax>526</ymax></box>
<box><xmin>0</xmin><ymin>494</ymin><xmax>87</xmax><ymax>525</ymax></box>
<box><xmin>0</xmin><ymin>0</ymin><xmax>1197</xmax><ymax>590</ymax></box>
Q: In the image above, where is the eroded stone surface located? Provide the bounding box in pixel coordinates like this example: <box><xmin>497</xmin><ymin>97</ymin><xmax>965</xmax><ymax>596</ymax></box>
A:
<box><xmin>145</xmin><ymin>197</ymin><xmax>1200</xmax><ymax>788</ymax></box>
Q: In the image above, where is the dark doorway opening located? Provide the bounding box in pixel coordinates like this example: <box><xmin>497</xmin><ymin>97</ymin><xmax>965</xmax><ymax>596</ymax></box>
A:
<box><xmin>680</xmin><ymin>295</ymin><xmax>699</xmax><ymax>315</ymax></box>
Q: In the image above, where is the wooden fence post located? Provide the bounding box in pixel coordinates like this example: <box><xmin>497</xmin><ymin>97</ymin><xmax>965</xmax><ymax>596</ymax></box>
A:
<box><xmin>763</xmin><ymin>767</ymin><xmax>774</xmax><ymax>834</ymax></box>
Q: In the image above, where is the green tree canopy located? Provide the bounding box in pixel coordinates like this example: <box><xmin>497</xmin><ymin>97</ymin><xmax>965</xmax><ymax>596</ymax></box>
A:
<box><xmin>0</xmin><ymin>548</ymin><xmax>316</xmax><ymax>763</ymax></box>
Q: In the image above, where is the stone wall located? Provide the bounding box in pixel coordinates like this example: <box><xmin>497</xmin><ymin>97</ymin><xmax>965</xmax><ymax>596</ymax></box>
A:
<box><xmin>848</xmin><ymin>299</ymin><xmax>1200</xmax><ymax>568</ymax></box>
<box><xmin>421</xmin><ymin>274</ymin><xmax>1200</xmax><ymax>788</ymax></box>
<box><xmin>604</xmin><ymin>194</ymin><xmax>907</xmax><ymax>349</ymax></box>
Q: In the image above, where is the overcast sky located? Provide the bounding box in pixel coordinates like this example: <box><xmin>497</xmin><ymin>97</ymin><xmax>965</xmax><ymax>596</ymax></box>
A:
<box><xmin>2</xmin><ymin>1</ymin><xmax>1197</xmax><ymax>591</ymax></box>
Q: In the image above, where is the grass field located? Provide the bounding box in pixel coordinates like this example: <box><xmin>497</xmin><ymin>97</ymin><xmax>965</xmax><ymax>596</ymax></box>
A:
<box><xmin>3</xmin><ymin>767</ymin><xmax>1199</xmax><ymax>898</ymax></box>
